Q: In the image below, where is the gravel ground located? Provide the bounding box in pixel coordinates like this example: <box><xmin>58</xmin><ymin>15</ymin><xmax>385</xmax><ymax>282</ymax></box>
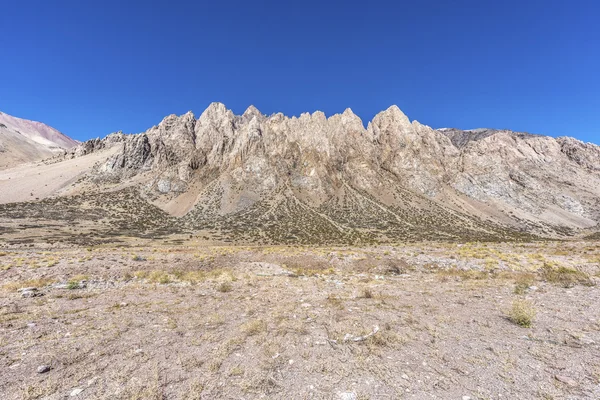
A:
<box><xmin>1</xmin><ymin>242</ymin><xmax>599</xmax><ymax>399</ymax></box>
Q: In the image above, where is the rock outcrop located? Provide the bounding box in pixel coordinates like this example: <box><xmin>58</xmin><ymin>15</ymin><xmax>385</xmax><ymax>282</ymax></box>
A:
<box><xmin>63</xmin><ymin>103</ymin><xmax>600</xmax><ymax>241</ymax></box>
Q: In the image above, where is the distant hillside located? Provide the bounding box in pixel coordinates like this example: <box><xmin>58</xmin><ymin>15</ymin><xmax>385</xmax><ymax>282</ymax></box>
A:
<box><xmin>0</xmin><ymin>111</ymin><xmax>78</xmax><ymax>169</ymax></box>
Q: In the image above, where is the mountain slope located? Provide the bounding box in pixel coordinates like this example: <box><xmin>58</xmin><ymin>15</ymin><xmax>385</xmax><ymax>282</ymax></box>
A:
<box><xmin>2</xmin><ymin>103</ymin><xmax>599</xmax><ymax>244</ymax></box>
<box><xmin>0</xmin><ymin>111</ymin><xmax>78</xmax><ymax>169</ymax></box>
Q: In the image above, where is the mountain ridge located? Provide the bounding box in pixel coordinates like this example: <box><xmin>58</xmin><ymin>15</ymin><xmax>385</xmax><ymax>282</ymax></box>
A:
<box><xmin>1</xmin><ymin>103</ymin><xmax>598</xmax><ymax>244</ymax></box>
<box><xmin>55</xmin><ymin>103</ymin><xmax>599</xmax><ymax>241</ymax></box>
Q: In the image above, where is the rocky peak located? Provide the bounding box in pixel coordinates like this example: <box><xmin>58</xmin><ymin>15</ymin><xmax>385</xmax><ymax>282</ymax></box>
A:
<box><xmin>557</xmin><ymin>136</ymin><xmax>600</xmax><ymax>171</ymax></box>
<box><xmin>242</xmin><ymin>105</ymin><xmax>263</xmax><ymax>119</ymax></box>
<box><xmin>338</xmin><ymin>108</ymin><xmax>364</xmax><ymax>130</ymax></box>
<box><xmin>368</xmin><ymin>105</ymin><xmax>411</xmax><ymax>136</ymax></box>
<box><xmin>67</xmin><ymin>103</ymin><xmax>600</xmax><ymax>235</ymax></box>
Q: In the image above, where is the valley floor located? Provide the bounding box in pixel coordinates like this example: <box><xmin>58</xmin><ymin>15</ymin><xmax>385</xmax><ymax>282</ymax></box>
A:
<box><xmin>1</xmin><ymin>241</ymin><xmax>599</xmax><ymax>399</ymax></box>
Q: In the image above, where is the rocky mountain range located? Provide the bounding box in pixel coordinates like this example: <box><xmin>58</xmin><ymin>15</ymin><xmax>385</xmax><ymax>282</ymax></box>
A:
<box><xmin>1</xmin><ymin>103</ymin><xmax>599</xmax><ymax>244</ymax></box>
<box><xmin>0</xmin><ymin>111</ymin><xmax>78</xmax><ymax>169</ymax></box>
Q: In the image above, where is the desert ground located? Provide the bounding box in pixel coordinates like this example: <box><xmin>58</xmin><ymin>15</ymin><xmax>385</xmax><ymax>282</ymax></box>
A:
<box><xmin>1</xmin><ymin>239</ymin><xmax>599</xmax><ymax>399</ymax></box>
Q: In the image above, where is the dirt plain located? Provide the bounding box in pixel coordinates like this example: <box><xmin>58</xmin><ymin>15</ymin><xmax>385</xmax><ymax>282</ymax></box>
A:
<box><xmin>1</xmin><ymin>239</ymin><xmax>599</xmax><ymax>399</ymax></box>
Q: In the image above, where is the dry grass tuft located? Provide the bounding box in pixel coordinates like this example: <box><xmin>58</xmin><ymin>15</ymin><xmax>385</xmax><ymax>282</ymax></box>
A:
<box><xmin>3</xmin><ymin>278</ymin><xmax>56</xmax><ymax>292</ymax></box>
<box><xmin>184</xmin><ymin>381</ymin><xmax>204</xmax><ymax>400</ymax></box>
<box><xmin>437</xmin><ymin>269</ymin><xmax>488</xmax><ymax>281</ymax></box>
<box><xmin>508</xmin><ymin>299</ymin><xmax>536</xmax><ymax>328</ymax></box>
<box><xmin>147</xmin><ymin>271</ymin><xmax>172</xmax><ymax>284</ymax></box>
<box><xmin>241</xmin><ymin>319</ymin><xmax>267</xmax><ymax>336</ymax></box>
<box><xmin>514</xmin><ymin>273</ymin><xmax>536</xmax><ymax>294</ymax></box>
<box><xmin>217</xmin><ymin>281</ymin><xmax>233</xmax><ymax>292</ymax></box>
<box><xmin>541</xmin><ymin>263</ymin><xmax>594</xmax><ymax>287</ymax></box>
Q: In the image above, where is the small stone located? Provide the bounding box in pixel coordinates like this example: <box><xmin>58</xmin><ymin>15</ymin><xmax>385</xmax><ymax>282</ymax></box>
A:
<box><xmin>463</xmin><ymin>396</ymin><xmax>472</xmax><ymax>400</ymax></box>
<box><xmin>401</xmin><ymin>373</ymin><xmax>409</xmax><ymax>380</ymax></box>
<box><xmin>17</xmin><ymin>287</ymin><xmax>38</xmax><ymax>292</ymax></box>
<box><xmin>555</xmin><ymin>374</ymin><xmax>578</xmax><ymax>387</ymax></box>
<box><xmin>22</xmin><ymin>290</ymin><xmax>43</xmax><ymax>298</ymax></box>
<box><xmin>87</xmin><ymin>376</ymin><xmax>98</xmax><ymax>386</ymax></box>
<box><xmin>37</xmin><ymin>365</ymin><xmax>51</xmax><ymax>374</ymax></box>
<box><xmin>580</xmin><ymin>336</ymin><xmax>596</xmax><ymax>345</ymax></box>
<box><xmin>338</xmin><ymin>392</ymin><xmax>357</xmax><ymax>400</ymax></box>
<box><xmin>70</xmin><ymin>388</ymin><xmax>84</xmax><ymax>396</ymax></box>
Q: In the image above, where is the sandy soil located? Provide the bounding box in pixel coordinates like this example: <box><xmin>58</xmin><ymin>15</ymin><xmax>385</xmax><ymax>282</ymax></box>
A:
<box><xmin>1</xmin><ymin>242</ymin><xmax>599</xmax><ymax>399</ymax></box>
<box><xmin>0</xmin><ymin>148</ymin><xmax>119</xmax><ymax>204</ymax></box>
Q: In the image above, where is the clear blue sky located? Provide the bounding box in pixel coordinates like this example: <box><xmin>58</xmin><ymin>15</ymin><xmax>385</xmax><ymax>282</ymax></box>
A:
<box><xmin>1</xmin><ymin>0</ymin><xmax>598</xmax><ymax>144</ymax></box>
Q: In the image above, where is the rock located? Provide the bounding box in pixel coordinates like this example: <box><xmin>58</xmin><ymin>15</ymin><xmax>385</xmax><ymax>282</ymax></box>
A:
<box><xmin>58</xmin><ymin>102</ymin><xmax>600</xmax><ymax>241</ymax></box>
<box><xmin>22</xmin><ymin>289</ymin><xmax>43</xmax><ymax>298</ymax></box>
<box><xmin>37</xmin><ymin>365</ymin><xmax>51</xmax><ymax>374</ymax></box>
<box><xmin>580</xmin><ymin>336</ymin><xmax>596</xmax><ymax>345</ymax></box>
<box><xmin>87</xmin><ymin>377</ymin><xmax>98</xmax><ymax>386</ymax></box>
<box><xmin>17</xmin><ymin>287</ymin><xmax>38</xmax><ymax>292</ymax></box>
<box><xmin>555</xmin><ymin>374</ymin><xmax>578</xmax><ymax>387</ymax></box>
<box><xmin>70</xmin><ymin>388</ymin><xmax>84</xmax><ymax>396</ymax></box>
<box><xmin>337</xmin><ymin>392</ymin><xmax>357</xmax><ymax>400</ymax></box>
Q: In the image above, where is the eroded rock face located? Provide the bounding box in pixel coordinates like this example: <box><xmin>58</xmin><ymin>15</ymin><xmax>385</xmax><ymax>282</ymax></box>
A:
<box><xmin>70</xmin><ymin>103</ymin><xmax>600</xmax><ymax>235</ymax></box>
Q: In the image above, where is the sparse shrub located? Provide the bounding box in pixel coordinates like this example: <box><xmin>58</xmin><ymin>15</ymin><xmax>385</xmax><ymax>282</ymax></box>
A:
<box><xmin>541</xmin><ymin>263</ymin><xmax>594</xmax><ymax>287</ymax></box>
<box><xmin>360</xmin><ymin>288</ymin><xmax>374</xmax><ymax>299</ymax></box>
<box><xmin>184</xmin><ymin>381</ymin><xmax>204</xmax><ymax>400</ymax></box>
<box><xmin>3</xmin><ymin>278</ymin><xmax>56</xmax><ymax>291</ymax></box>
<box><xmin>326</xmin><ymin>294</ymin><xmax>344</xmax><ymax>309</ymax></box>
<box><xmin>437</xmin><ymin>269</ymin><xmax>488</xmax><ymax>281</ymax></box>
<box><xmin>381</xmin><ymin>258</ymin><xmax>411</xmax><ymax>275</ymax></box>
<box><xmin>217</xmin><ymin>281</ymin><xmax>233</xmax><ymax>293</ymax></box>
<box><xmin>241</xmin><ymin>319</ymin><xmax>267</xmax><ymax>336</ymax></box>
<box><xmin>484</xmin><ymin>257</ymin><xmax>499</xmax><ymax>271</ymax></box>
<box><xmin>67</xmin><ymin>280</ymin><xmax>80</xmax><ymax>290</ymax></box>
<box><xmin>134</xmin><ymin>270</ymin><xmax>149</xmax><ymax>279</ymax></box>
<box><xmin>207</xmin><ymin>313</ymin><xmax>224</xmax><ymax>326</ymax></box>
<box><xmin>367</xmin><ymin>328</ymin><xmax>405</xmax><ymax>348</ymax></box>
<box><xmin>148</xmin><ymin>271</ymin><xmax>171</xmax><ymax>284</ymax></box>
<box><xmin>514</xmin><ymin>273</ymin><xmax>535</xmax><ymax>294</ymax></box>
<box><xmin>132</xmin><ymin>254</ymin><xmax>146</xmax><ymax>262</ymax></box>
<box><xmin>508</xmin><ymin>299</ymin><xmax>536</xmax><ymax>328</ymax></box>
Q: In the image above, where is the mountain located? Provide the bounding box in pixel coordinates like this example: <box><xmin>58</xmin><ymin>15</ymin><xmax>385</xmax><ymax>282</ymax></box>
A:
<box><xmin>0</xmin><ymin>111</ymin><xmax>78</xmax><ymax>169</ymax></box>
<box><xmin>1</xmin><ymin>103</ymin><xmax>599</xmax><ymax>244</ymax></box>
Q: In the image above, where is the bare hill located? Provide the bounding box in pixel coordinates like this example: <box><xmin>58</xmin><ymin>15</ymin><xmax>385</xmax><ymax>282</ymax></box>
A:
<box><xmin>0</xmin><ymin>111</ymin><xmax>77</xmax><ymax>169</ymax></box>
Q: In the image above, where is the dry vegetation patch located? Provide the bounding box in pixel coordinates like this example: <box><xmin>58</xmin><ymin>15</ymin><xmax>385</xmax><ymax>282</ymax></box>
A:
<box><xmin>0</xmin><ymin>241</ymin><xmax>599</xmax><ymax>399</ymax></box>
<box><xmin>508</xmin><ymin>299</ymin><xmax>536</xmax><ymax>328</ymax></box>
